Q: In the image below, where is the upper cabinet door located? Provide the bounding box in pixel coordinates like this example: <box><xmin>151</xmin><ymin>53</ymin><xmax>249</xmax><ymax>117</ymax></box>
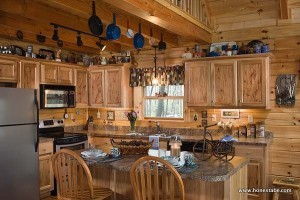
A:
<box><xmin>89</xmin><ymin>69</ymin><xmax>105</xmax><ymax>106</ymax></box>
<box><xmin>211</xmin><ymin>61</ymin><xmax>237</xmax><ymax>107</ymax></box>
<box><xmin>40</xmin><ymin>63</ymin><xmax>58</xmax><ymax>84</ymax></box>
<box><xmin>75</xmin><ymin>69</ymin><xmax>88</xmax><ymax>107</ymax></box>
<box><xmin>0</xmin><ymin>57</ymin><xmax>18</xmax><ymax>82</ymax></box>
<box><xmin>58</xmin><ymin>66</ymin><xmax>74</xmax><ymax>85</ymax></box>
<box><xmin>237</xmin><ymin>59</ymin><xmax>267</xmax><ymax>107</ymax></box>
<box><xmin>20</xmin><ymin>60</ymin><xmax>40</xmax><ymax>89</ymax></box>
<box><xmin>185</xmin><ymin>61</ymin><xmax>211</xmax><ymax>106</ymax></box>
<box><xmin>105</xmin><ymin>68</ymin><xmax>122</xmax><ymax>107</ymax></box>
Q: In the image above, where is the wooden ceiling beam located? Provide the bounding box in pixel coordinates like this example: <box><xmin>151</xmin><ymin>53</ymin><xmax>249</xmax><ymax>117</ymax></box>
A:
<box><xmin>0</xmin><ymin>0</ymin><xmax>129</xmax><ymax>48</ymax></box>
<box><xmin>101</xmin><ymin>0</ymin><xmax>212</xmax><ymax>44</ymax></box>
<box><xmin>31</xmin><ymin>0</ymin><xmax>178</xmax><ymax>47</ymax></box>
<box><xmin>0</xmin><ymin>12</ymin><xmax>121</xmax><ymax>53</ymax></box>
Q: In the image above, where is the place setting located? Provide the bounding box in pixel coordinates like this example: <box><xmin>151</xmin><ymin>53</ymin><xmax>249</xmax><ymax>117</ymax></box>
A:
<box><xmin>80</xmin><ymin>146</ymin><xmax>122</xmax><ymax>164</ymax></box>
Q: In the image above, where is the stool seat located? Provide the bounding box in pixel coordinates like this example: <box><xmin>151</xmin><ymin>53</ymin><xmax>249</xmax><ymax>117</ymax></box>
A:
<box><xmin>272</xmin><ymin>178</ymin><xmax>300</xmax><ymax>200</ymax></box>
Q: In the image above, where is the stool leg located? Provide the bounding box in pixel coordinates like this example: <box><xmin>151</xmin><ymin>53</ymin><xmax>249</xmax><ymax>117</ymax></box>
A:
<box><xmin>293</xmin><ymin>190</ymin><xmax>299</xmax><ymax>200</ymax></box>
<box><xmin>273</xmin><ymin>192</ymin><xmax>279</xmax><ymax>200</ymax></box>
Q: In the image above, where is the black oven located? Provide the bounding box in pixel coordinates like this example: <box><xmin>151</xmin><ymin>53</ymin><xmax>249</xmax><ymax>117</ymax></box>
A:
<box><xmin>40</xmin><ymin>84</ymin><xmax>76</xmax><ymax>108</ymax></box>
<box><xmin>39</xmin><ymin>119</ymin><xmax>88</xmax><ymax>196</ymax></box>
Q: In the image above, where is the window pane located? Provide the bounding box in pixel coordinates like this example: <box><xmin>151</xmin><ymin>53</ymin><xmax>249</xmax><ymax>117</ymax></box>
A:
<box><xmin>144</xmin><ymin>85</ymin><xmax>184</xmax><ymax>97</ymax></box>
<box><xmin>144</xmin><ymin>99</ymin><xmax>184</xmax><ymax>118</ymax></box>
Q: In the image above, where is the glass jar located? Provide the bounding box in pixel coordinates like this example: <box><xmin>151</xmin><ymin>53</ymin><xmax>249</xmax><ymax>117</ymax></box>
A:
<box><xmin>169</xmin><ymin>135</ymin><xmax>182</xmax><ymax>157</ymax></box>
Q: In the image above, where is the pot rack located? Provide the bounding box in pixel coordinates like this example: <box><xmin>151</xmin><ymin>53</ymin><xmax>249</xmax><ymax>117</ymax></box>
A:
<box><xmin>50</xmin><ymin>22</ymin><xmax>107</xmax><ymax>50</ymax></box>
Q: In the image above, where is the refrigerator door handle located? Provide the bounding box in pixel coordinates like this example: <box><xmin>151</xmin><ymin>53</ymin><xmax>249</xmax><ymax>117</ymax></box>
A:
<box><xmin>34</xmin><ymin>89</ymin><xmax>39</xmax><ymax>152</ymax></box>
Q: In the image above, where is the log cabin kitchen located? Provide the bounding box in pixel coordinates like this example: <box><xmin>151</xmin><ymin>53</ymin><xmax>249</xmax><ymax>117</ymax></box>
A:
<box><xmin>0</xmin><ymin>0</ymin><xmax>299</xmax><ymax>200</ymax></box>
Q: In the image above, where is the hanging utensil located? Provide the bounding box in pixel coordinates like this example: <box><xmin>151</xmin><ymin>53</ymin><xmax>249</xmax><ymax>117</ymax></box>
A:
<box><xmin>158</xmin><ymin>32</ymin><xmax>166</xmax><ymax>51</ymax></box>
<box><xmin>88</xmin><ymin>1</ymin><xmax>103</xmax><ymax>36</ymax></box>
<box><xmin>134</xmin><ymin>23</ymin><xmax>144</xmax><ymax>49</ymax></box>
<box><xmin>149</xmin><ymin>28</ymin><xmax>158</xmax><ymax>47</ymax></box>
<box><xmin>106</xmin><ymin>13</ymin><xmax>121</xmax><ymax>40</ymax></box>
<box><xmin>125</xmin><ymin>20</ymin><xmax>134</xmax><ymax>38</ymax></box>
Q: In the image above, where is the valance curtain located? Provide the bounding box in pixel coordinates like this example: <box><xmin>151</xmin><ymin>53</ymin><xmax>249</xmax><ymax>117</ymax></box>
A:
<box><xmin>129</xmin><ymin>65</ymin><xmax>184</xmax><ymax>87</ymax></box>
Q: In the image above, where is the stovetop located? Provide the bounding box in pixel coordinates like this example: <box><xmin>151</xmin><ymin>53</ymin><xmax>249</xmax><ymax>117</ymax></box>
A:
<box><xmin>39</xmin><ymin>119</ymin><xmax>87</xmax><ymax>143</ymax></box>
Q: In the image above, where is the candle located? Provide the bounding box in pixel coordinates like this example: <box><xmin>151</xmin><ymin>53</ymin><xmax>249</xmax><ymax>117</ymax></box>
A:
<box><xmin>171</xmin><ymin>143</ymin><xmax>181</xmax><ymax>157</ymax></box>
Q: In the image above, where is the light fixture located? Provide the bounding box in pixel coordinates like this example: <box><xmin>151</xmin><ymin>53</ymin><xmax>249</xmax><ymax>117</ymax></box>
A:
<box><xmin>96</xmin><ymin>39</ymin><xmax>106</xmax><ymax>51</ymax></box>
<box><xmin>52</xmin><ymin>25</ymin><xmax>59</xmax><ymax>41</ymax></box>
<box><xmin>77</xmin><ymin>32</ymin><xmax>83</xmax><ymax>46</ymax></box>
<box><xmin>152</xmin><ymin>45</ymin><xmax>158</xmax><ymax>85</ymax></box>
<box><xmin>50</xmin><ymin>23</ymin><xmax>107</xmax><ymax>49</ymax></box>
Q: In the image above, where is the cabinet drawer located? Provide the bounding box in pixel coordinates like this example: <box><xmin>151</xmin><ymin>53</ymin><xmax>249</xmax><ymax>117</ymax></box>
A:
<box><xmin>39</xmin><ymin>142</ymin><xmax>53</xmax><ymax>155</ymax></box>
<box><xmin>234</xmin><ymin>146</ymin><xmax>264</xmax><ymax>160</ymax></box>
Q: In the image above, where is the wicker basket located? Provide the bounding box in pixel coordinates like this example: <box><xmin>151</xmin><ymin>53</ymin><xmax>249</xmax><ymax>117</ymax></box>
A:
<box><xmin>110</xmin><ymin>138</ymin><xmax>153</xmax><ymax>155</ymax></box>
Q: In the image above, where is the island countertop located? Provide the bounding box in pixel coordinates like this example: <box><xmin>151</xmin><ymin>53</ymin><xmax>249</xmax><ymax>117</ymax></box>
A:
<box><xmin>67</xmin><ymin>129</ymin><xmax>272</xmax><ymax>146</ymax></box>
<box><xmin>86</xmin><ymin>154</ymin><xmax>249</xmax><ymax>182</ymax></box>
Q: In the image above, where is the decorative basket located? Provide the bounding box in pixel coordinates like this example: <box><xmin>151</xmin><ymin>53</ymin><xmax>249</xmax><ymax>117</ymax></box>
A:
<box><xmin>110</xmin><ymin>138</ymin><xmax>153</xmax><ymax>155</ymax></box>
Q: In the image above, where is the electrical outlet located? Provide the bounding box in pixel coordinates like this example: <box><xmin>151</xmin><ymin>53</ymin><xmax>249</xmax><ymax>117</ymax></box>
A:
<box><xmin>96</xmin><ymin>111</ymin><xmax>101</xmax><ymax>119</ymax></box>
<box><xmin>248</xmin><ymin>115</ymin><xmax>254</xmax><ymax>123</ymax></box>
<box><xmin>212</xmin><ymin>114</ymin><xmax>217</xmax><ymax>122</ymax></box>
<box><xmin>70</xmin><ymin>113</ymin><xmax>74</xmax><ymax>120</ymax></box>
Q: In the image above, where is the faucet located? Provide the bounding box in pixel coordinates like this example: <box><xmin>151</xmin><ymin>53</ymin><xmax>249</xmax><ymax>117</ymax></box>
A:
<box><xmin>155</xmin><ymin>121</ymin><xmax>161</xmax><ymax>134</ymax></box>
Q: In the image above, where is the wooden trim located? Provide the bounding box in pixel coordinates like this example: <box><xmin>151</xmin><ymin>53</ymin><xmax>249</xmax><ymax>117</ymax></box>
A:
<box><xmin>279</xmin><ymin>0</ymin><xmax>289</xmax><ymax>19</ymax></box>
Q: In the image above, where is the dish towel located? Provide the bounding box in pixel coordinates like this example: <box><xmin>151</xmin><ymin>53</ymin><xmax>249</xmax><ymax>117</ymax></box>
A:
<box><xmin>149</xmin><ymin>135</ymin><xmax>160</xmax><ymax>150</ymax></box>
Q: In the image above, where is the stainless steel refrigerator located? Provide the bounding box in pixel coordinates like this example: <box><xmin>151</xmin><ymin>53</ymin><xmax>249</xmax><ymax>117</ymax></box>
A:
<box><xmin>0</xmin><ymin>87</ymin><xmax>39</xmax><ymax>200</ymax></box>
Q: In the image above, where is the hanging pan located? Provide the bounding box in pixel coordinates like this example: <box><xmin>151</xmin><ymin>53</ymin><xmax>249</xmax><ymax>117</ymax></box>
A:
<box><xmin>125</xmin><ymin>20</ymin><xmax>134</xmax><ymax>38</ymax></box>
<box><xmin>158</xmin><ymin>32</ymin><xmax>166</xmax><ymax>51</ymax></box>
<box><xmin>106</xmin><ymin>13</ymin><xmax>121</xmax><ymax>40</ymax></box>
<box><xmin>134</xmin><ymin>23</ymin><xmax>144</xmax><ymax>49</ymax></box>
<box><xmin>88</xmin><ymin>0</ymin><xmax>103</xmax><ymax>36</ymax></box>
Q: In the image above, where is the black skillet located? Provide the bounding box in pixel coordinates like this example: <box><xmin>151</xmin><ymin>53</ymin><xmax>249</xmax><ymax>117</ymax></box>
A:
<box><xmin>88</xmin><ymin>1</ymin><xmax>103</xmax><ymax>36</ymax></box>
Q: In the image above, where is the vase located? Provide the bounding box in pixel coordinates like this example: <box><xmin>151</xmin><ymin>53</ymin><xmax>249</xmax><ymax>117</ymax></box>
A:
<box><xmin>130</xmin><ymin>120</ymin><xmax>136</xmax><ymax>132</ymax></box>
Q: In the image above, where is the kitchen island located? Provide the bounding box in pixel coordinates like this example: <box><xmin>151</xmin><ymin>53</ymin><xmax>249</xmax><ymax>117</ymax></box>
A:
<box><xmin>87</xmin><ymin>154</ymin><xmax>248</xmax><ymax>200</ymax></box>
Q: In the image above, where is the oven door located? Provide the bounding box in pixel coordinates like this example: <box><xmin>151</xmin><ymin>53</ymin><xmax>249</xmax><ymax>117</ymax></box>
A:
<box><xmin>44</xmin><ymin>90</ymin><xmax>68</xmax><ymax>108</ymax></box>
<box><xmin>55</xmin><ymin>140</ymin><xmax>88</xmax><ymax>152</ymax></box>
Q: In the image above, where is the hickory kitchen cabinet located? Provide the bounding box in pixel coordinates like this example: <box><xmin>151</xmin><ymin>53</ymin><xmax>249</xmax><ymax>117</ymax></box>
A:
<box><xmin>40</xmin><ymin>62</ymin><xmax>74</xmax><ymax>85</ymax></box>
<box><xmin>20</xmin><ymin>60</ymin><xmax>40</xmax><ymax>89</ymax></box>
<box><xmin>88</xmin><ymin>64</ymin><xmax>132</xmax><ymax>108</ymax></box>
<box><xmin>0</xmin><ymin>55</ymin><xmax>19</xmax><ymax>83</ymax></box>
<box><xmin>185</xmin><ymin>54</ymin><xmax>270</xmax><ymax>108</ymax></box>
<box><xmin>39</xmin><ymin>139</ymin><xmax>54</xmax><ymax>198</ymax></box>
<box><xmin>234</xmin><ymin>144</ymin><xmax>270</xmax><ymax>200</ymax></box>
<box><xmin>75</xmin><ymin>67</ymin><xmax>88</xmax><ymax>107</ymax></box>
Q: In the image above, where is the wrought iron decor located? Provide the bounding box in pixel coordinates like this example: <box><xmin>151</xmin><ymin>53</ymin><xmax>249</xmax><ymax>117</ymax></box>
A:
<box><xmin>275</xmin><ymin>74</ymin><xmax>296</xmax><ymax>106</ymax></box>
<box><xmin>193</xmin><ymin>124</ymin><xmax>235</xmax><ymax>162</ymax></box>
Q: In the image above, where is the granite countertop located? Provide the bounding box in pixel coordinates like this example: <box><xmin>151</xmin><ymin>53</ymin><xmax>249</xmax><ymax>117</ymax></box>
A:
<box><xmin>67</xmin><ymin>129</ymin><xmax>272</xmax><ymax>146</ymax></box>
<box><xmin>85</xmin><ymin>154</ymin><xmax>249</xmax><ymax>182</ymax></box>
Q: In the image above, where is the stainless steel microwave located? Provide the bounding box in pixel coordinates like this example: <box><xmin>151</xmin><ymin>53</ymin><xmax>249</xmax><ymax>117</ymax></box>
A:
<box><xmin>40</xmin><ymin>84</ymin><xmax>75</xmax><ymax>108</ymax></box>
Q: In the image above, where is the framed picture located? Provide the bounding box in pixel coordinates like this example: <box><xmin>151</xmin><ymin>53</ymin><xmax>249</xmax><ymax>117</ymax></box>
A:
<box><xmin>221</xmin><ymin>109</ymin><xmax>240</xmax><ymax>119</ymax></box>
<box><xmin>107</xmin><ymin>111</ymin><xmax>115</xmax><ymax>121</ymax></box>
<box><xmin>117</xmin><ymin>56</ymin><xmax>130</xmax><ymax>63</ymax></box>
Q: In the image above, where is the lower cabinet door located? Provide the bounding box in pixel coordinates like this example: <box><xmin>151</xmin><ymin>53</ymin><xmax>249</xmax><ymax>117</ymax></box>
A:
<box><xmin>248</xmin><ymin>160</ymin><xmax>262</xmax><ymax>199</ymax></box>
<box><xmin>39</xmin><ymin>153</ymin><xmax>54</xmax><ymax>194</ymax></box>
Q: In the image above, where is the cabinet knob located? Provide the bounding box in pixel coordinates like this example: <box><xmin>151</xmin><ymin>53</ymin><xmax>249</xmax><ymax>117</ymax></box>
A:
<box><xmin>239</xmin><ymin>100</ymin><xmax>242</xmax><ymax>103</ymax></box>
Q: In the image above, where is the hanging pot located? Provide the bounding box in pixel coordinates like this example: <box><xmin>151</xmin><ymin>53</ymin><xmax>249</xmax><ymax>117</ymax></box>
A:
<box><xmin>88</xmin><ymin>1</ymin><xmax>103</xmax><ymax>36</ymax></box>
<box><xmin>158</xmin><ymin>33</ymin><xmax>166</xmax><ymax>51</ymax></box>
<box><xmin>125</xmin><ymin>20</ymin><xmax>134</xmax><ymax>38</ymax></box>
<box><xmin>106</xmin><ymin>13</ymin><xmax>121</xmax><ymax>40</ymax></box>
<box><xmin>134</xmin><ymin>23</ymin><xmax>144</xmax><ymax>49</ymax></box>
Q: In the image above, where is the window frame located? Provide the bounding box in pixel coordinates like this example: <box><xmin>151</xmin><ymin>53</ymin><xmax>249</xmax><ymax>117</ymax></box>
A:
<box><xmin>142</xmin><ymin>85</ymin><xmax>185</xmax><ymax>120</ymax></box>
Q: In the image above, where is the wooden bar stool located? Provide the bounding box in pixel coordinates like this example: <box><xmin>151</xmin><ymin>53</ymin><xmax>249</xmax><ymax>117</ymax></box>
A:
<box><xmin>272</xmin><ymin>178</ymin><xmax>300</xmax><ymax>200</ymax></box>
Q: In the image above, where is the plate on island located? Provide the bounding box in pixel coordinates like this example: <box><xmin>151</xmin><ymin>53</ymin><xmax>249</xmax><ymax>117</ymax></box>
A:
<box><xmin>81</xmin><ymin>149</ymin><xmax>106</xmax><ymax>158</ymax></box>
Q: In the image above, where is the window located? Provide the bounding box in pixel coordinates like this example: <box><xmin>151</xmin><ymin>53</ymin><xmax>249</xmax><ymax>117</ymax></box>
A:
<box><xmin>144</xmin><ymin>85</ymin><xmax>184</xmax><ymax>119</ymax></box>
